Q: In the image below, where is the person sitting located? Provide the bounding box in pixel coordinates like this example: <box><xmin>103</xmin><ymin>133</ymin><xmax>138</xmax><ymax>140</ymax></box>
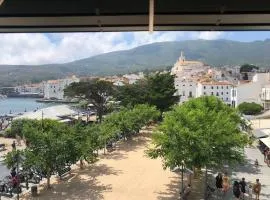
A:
<box><xmin>182</xmin><ymin>184</ymin><xmax>191</xmax><ymax>200</ymax></box>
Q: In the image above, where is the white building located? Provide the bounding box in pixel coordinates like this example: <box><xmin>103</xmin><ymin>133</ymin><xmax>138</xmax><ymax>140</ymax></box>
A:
<box><xmin>44</xmin><ymin>76</ymin><xmax>79</xmax><ymax>100</ymax></box>
<box><xmin>171</xmin><ymin>51</ymin><xmax>210</xmax><ymax>77</ymax></box>
<box><xmin>15</xmin><ymin>83</ymin><xmax>44</xmax><ymax>96</ymax></box>
<box><xmin>175</xmin><ymin>78</ymin><xmax>197</xmax><ymax>103</ymax></box>
<box><xmin>123</xmin><ymin>73</ymin><xmax>143</xmax><ymax>84</ymax></box>
<box><xmin>231</xmin><ymin>73</ymin><xmax>270</xmax><ymax>107</ymax></box>
<box><xmin>197</xmin><ymin>81</ymin><xmax>233</xmax><ymax>105</ymax></box>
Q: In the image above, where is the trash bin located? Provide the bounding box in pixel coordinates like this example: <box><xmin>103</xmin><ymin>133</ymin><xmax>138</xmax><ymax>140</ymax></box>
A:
<box><xmin>31</xmin><ymin>185</ymin><xmax>38</xmax><ymax>196</ymax></box>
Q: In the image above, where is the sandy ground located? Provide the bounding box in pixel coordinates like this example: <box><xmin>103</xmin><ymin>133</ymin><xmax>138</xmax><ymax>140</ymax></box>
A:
<box><xmin>0</xmin><ymin>137</ymin><xmax>25</xmax><ymax>159</ymax></box>
<box><xmin>20</xmin><ymin>130</ymin><xmax>184</xmax><ymax>200</ymax></box>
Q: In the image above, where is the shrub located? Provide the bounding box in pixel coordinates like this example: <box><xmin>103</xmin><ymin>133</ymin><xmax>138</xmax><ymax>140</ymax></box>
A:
<box><xmin>238</xmin><ymin>102</ymin><xmax>263</xmax><ymax>115</ymax></box>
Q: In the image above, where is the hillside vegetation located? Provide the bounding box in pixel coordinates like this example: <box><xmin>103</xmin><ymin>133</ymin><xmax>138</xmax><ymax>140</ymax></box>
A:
<box><xmin>1</xmin><ymin>39</ymin><xmax>270</xmax><ymax>86</ymax></box>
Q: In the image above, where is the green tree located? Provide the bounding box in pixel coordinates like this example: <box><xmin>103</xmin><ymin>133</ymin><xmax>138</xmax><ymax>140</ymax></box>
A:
<box><xmin>5</xmin><ymin>119</ymin><xmax>39</xmax><ymax>138</ymax></box>
<box><xmin>115</xmin><ymin>72</ymin><xmax>179</xmax><ymax>112</ymax></box>
<box><xmin>73</xmin><ymin>123</ymin><xmax>101</xmax><ymax>168</ymax></box>
<box><xmin>8</xmin><ymin>119</ymin><xmax>80</xmax><ymax>188</ymax></box>
<box><xmin>238</xmin><ymin>102</ymin><xmax>263</xmax><ymax>115</ymax></box>
<box><xmin>146</xmin><ymin>96</ymin><xmax>249</xmax><ymax>196</ymax></box>
<box><xmin>64</xmin><ymin>79</ymin><xmax>114</xmax><ymax>123</ymax></box>
<box><xmin>240</xmin><ymin>64</ymin><xmax>259</xmax><ymax>73</ymax></box>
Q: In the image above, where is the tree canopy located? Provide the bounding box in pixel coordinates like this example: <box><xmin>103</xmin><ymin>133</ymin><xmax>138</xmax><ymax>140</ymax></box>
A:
<box><xmin>147</xmin><ymin>96</ymin><xmax>249</xmax><ymax>170</ymax></box>
<box><xmin>115</xmin><ymin>72</ymin><xmax>179</xmax><ymax>112</ymax></box>
<box><xmin>64</xmin><ymin>79</ymin><xmax>114</xmax><ymax>123</ymax></box>
<box><xmin>238</xmin><ymin>102</ymin><xmax>263</xmax><ymax>115</ymax></box>
<box><xmin>240</xmin><ymin>64</ymin><xmax>259</xmax><ymax>73</ymax></box>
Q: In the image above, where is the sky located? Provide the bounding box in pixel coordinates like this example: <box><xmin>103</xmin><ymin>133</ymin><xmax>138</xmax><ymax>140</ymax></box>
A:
<box><xmin>0</xmin><ymin>31</ymin><xmax>270</xmax><ymax>65</ymax></box>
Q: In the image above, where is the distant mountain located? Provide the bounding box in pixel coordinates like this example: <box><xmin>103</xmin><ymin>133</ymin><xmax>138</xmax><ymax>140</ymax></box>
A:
<box><xmin>1</xmin><ymin>39</ymin><xmax>270</xmax><ymax>87</ymax></box>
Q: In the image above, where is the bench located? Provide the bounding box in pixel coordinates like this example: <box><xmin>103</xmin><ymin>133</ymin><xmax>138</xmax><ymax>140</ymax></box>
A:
<box><xmin>58</xmin><ymin>166</ymin><xmax>71</xmax><ymax>179</ymax></box>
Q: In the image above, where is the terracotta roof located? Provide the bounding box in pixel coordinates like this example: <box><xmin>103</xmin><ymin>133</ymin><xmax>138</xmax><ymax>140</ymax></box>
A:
<box><xmin>199</xmin><ymin>81</ymin><xmax>233</xmax><ymax>86</ymax></box>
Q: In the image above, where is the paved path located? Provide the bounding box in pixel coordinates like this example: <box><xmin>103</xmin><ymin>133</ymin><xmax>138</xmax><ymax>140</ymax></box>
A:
<box><xmin>205</xmin><ymin>144</ymin><xmax>270</xmax><ymax>200</ymax></box>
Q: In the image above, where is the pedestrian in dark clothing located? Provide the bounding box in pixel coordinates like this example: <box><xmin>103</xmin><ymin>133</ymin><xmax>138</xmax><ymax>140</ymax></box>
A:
<box><xmin>11</xmin><ymin>141</ymin><xmax>16</xmax><ymax>150</ymax></box>
<box><xmin>233</xmin><ymin>181</ymin><xmax>241</xmax><ymax>199</ymax></box>
<box><xmin>10</xmin><ymin>167</ymin><xmax>16</xmax><ymax>178</ymax></box>
<box><xmin>239</xmin><ymin>177</ymin><xmax>247</xmax><ymax>194</ymax></box>
<box><xmin>215</xmin><ymin>173</ymin><xmax>223</xmax><ymax>189</ymax></box>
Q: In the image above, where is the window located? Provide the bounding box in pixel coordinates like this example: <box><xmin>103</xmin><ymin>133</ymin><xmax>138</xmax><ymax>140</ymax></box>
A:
<box><xmin>216</xmin><ymin>92</ymin><xmax>219</xmax><ymax>96</ymax></box>
<box><xmin>211</xmin><ymin>92</ymin><xmax>214</xmax><ymax>95</ymax></box>
<box><xmin>211</xmin><ymin>86</ymin><xmax>213</xmax><ymax>89</ymax></box>
<box><xmin>203</xmin><ymin>92</ymin><xmax>206</xmax><ymax>95</ymax></box>
<box><xmin>204</xmin><ymin>86</ymin><xmax>206</xmax><ymax>89</ymax></box>
<box><xmin>189</xmin><ymin>91</ymin><xmax>192</xmax><ymax>97</ymax></box>
<box><xmin>183</xmin><ymin>84</ymin><xmax>185</xmax><ymax>86</ymax></box>
<box><xmin>217</xmin><ymin>86</ymin><xmax>219</xmax><ymax>89</ymax></box>
<box><xmin>221</xmin><ymin>86</ymin><xmax>223</xmax><ymax>89</ymax></box>
<box><xmin>226</xmin><ymin>92</ymin><xmax>229</xmax><ymax>94</ymax></box>
<box><xmin>190</xmin><ymin>84</ymin><xmax>192</xmax><ymax>86</ymax></box>
<box><xmin>53</xmin><ymin>89</ymin><xmax>56</xmax><ymax>93</ymax></box>
<box><xmin>182</xmin><ymin>91</ymin><xmax>185</xmax><ymax>96</ymax></box>
<box><xmin>232</xmin><ymin>89</ymin><xmax>236</xmax><ymax>97</ymax></box>
<box><xmin>226</xmin><ymin>86</ymin><xmax>229</xmax><ymax>89</ymax></box>
<box><xmin>226</xmin><ymin>97</ymin><xmax>229</xmax><ymax>101</ymax></box>
<box><xmin>221</xmin><ymin>92</ymin><xmax>223</xmax><ymax>95</ymax></box>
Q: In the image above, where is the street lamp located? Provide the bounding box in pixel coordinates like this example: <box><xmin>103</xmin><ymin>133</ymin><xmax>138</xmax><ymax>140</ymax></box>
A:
<box><xmin>181</xmin><ymin>160</ymin><xmax>185</xmax><ymax>194</ymax></box>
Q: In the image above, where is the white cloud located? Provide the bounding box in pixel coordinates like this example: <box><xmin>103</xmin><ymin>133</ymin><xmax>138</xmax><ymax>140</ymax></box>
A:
<box><xmin>192</xmin><ymin>31</ymin><xmax>224</xmax><ymax>40</ymax></box>
<box><xmin>0</xmin><ymin>31</ymin><xmax>224</xmax><ymax>65</ymax></box>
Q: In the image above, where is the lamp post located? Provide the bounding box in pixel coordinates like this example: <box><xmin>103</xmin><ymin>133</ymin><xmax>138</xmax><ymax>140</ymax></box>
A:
<box><xmin>181</xmin><ymin>160</ymin><xmax>185</xmax><ymax>194</ymax></box>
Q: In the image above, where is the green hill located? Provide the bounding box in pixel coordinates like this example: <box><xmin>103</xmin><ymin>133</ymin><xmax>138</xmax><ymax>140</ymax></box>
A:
<box><xmin>1</xmin><ymin>39</ymin><xmax>270</xmax><ymax>87</ymax></box>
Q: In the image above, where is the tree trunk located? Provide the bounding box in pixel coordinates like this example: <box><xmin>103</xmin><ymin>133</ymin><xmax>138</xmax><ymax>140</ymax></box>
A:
<box><xmin>47</xmin><ymin>176</ymin><xmax>51</xmax><ymax>189</ymax></box>
<box><xmin>204</xmin><ymin>167</ymin><xmax>208</xmax><ymax>199</ymax></box>
<box><xmin>80</xmin><ymin>159</ymin><xmax>84</xmax><ymax>169</ymax></box>
<box><xmin>104</xmin><ymin>142</ymin><xmax>106</xmax><ymax>155</ymax></box>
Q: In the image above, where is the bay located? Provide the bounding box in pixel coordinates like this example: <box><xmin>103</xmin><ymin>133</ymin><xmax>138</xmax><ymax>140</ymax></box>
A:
<box><xmin>0</xmin><ymin>98</ymin><xmax>49</xmax><ymax>115</ymax></box>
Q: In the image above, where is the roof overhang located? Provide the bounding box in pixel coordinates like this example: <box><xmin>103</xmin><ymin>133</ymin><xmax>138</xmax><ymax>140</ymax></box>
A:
<box><xmin>1</xmin><ymin>0</ymin><xmax>270</xmax><ymax>33</ymax></box>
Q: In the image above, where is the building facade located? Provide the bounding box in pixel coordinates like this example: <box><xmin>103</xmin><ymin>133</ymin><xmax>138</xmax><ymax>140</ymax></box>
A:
<box><xmin>231</xmin><ymin>73</ymin><xmax>270</xmax><ymax>108</ymax></box>
<box><xmin>44</xmin><ymin>76</ymin><xmax>79</xmax><ymax>100</ymax></box>
<box><xmin>197</xmin><ymin>81</ymin><xmax>233</xmax><ymax>105</ymax></box>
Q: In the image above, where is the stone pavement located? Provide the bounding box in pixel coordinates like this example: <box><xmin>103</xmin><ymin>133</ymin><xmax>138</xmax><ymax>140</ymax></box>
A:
<box><xmin>204</xmin><ymin>144</ymin><xmax>270</xmax><ymax>200</ymax></box>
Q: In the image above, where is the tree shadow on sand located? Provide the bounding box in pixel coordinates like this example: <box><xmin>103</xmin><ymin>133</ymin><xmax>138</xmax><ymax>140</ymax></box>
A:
<box><xmin>156</xmin><ymin>176</ymin><xmax>181</xmax><ymax>200</ymax></box>
<box><xmin>116</xmin><ymin>132</ymin><xmax>152</xmax><ymax>153</ymax></box>
<box><xmin>25</xmin><ymin>164</ymin><xmax>122</xmax><ymax>200</ymax></box>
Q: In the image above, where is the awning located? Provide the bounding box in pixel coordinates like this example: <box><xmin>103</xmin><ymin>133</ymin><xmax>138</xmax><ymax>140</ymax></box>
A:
<box><xmin>260</xmin><ymin>137</ymin><xmax>270</xmax><ymax>148</ymax></box>
<box><xmin>253</xmin><ymin>129</ymin><xmax>270</xmax><ymax>138</ymax></box>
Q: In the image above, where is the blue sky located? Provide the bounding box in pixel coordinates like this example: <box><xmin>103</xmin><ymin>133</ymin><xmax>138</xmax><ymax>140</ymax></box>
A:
<box><xmin>0</xmin><ymin>31</ymin><xmax>270</xmax><ymax>65</ymax></box>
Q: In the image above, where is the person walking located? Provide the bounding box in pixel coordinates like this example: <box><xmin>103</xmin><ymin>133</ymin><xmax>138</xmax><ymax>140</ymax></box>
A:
<box><xmin>222</xmin><ymin>172</ymin><xmax>230</xmax><ymax>194</ymax></box>
<box><xmin>239</xmin><ymin>177</ymin><xmax>247</xmax><ymax>194</ymax></box>
<box><xmin>253</xmin><ymin>179</ymin><xmax>261</xmax><ymax>200</ymax></box>
<box><xmin>233</xmin><ymin>181</ymin><xmax>241</xmax><ymax>199</ymax></box>
<box><xmin>11</xmin><ymin>141</ymin><xmax>16</xmax><ymax>151</ymax></box>
<box><xmin>215</xmin><ymin>173</ymin><xmax>223</xmax><ymax>190</ymax></box>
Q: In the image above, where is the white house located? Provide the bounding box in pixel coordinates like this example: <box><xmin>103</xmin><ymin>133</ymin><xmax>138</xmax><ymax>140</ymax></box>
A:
<box><xmin>197</xmin><ymin>81</ymin><xmax>233</xmax><ymax>105</ymax></box>
<box><xmin>175</xmin><ymin>78</ymin><xmax>197</xmax><ymax>103</ymax></box>
<box><xmin>44</xmin><ymin>75</ymin><xmax>79</xmax><ymax>100</ymax></box>
<box><xmin>231</xmin><ymin>73</ymin><xmax>270</xmax><ymax>107</ymax></box>
<box><xmin>15</xmin><ymin>83</ymin><xmax>44</xmax><ymax>96</ymax></box>
<box><xmin>123</xmin><ymin>74</ymin><xmax>143</xmax><ymax>84</ymax></box>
